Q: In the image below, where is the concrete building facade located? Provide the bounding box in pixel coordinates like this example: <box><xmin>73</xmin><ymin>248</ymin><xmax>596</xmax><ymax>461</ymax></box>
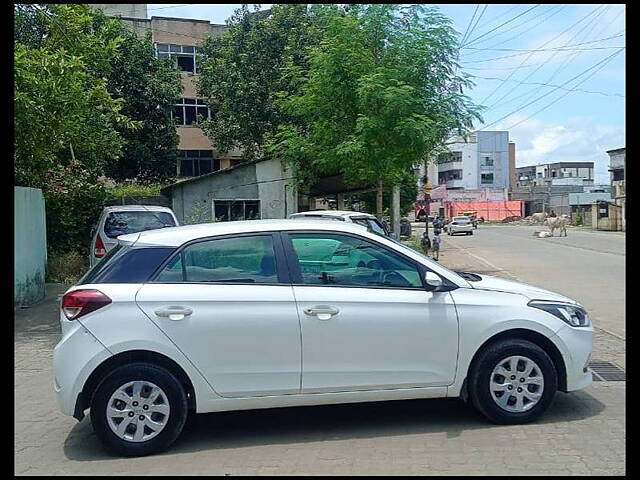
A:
<box><xmin>607</xmin><ymin>147</ymin><xmax>625</xmax><ymax>231</ymax></box>
<box><xmin>95</xmin><ymin>4</ymin><xmax>243</xmax><ymax>179</ymax></box>
<box><xmin>516</xmin><ymin>162</ymin><xmax>594</xmax><ymax>187</ymax></box>
<box><xmin>161</xmin><ymin>158</ymin><xmax>297</xmax><ymax>224</ymax></box>
<box><xmin>436</xmin><ymin>131</ymin><xmax>510</xmax><ymax>190</ymax></box>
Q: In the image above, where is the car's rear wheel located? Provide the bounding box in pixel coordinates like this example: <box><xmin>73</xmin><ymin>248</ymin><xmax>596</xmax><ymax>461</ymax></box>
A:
<box><xmin>90</xmin><ymin>363</ymin><xmax>188</xmax><ymax>456</ymax></box>
<box><xmin>468</xmin><ymin>339</ymin><xmax>557</xmax><ymax>424</ymax></box>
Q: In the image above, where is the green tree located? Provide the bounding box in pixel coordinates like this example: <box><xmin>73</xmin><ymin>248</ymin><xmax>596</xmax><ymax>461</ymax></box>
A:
<box><xmin>197</xmin><ymin>4</ymin><xmax>328</xmax><ymax>161</ymax></box>
<box><xmin>102</xmin><ymin>24</ymin><xmax>182</xmax><ymax>183</ymax></box>
<box><xmin>268</xmin><ymin>4</ymin><xmax>482</xmax><ymax>217</ymax></box>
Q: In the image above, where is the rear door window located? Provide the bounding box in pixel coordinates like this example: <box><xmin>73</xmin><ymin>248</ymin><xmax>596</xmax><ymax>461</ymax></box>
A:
<box><xmin>155</xmin><ymin>235</ymin><xmax>280</xmax><ymax>284</ymax></box>
<box><xmin>103</xmin><ymin>211</ymin><xmax>176</xmax><ymax>239</ymax></box>
<box><xmin>77</xmin><ymin>247</ymin><xmax>176</xmax><ymax>285</ymax></box>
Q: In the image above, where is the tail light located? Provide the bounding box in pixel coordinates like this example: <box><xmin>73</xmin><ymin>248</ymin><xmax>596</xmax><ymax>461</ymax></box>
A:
<box><xmin>61</xmin><ymin>289</ymin><xmax>112</xmax><ymax>320</ymax></box>
<box><xmin>94</xmin><ymin>235</ymin><xmax>106</xmax><ymax>258</ymax></box>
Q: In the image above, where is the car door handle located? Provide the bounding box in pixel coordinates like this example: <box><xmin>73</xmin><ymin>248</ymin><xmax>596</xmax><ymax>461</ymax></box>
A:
<box><xmin>303</xmin><ymin>306</ymin><xmax>340</xmax><ymax>321</ymax></box>
<box><xmin>154</xmin><ymin>306</ymin><xmax>193</xmax><ymax>321</ymax></box>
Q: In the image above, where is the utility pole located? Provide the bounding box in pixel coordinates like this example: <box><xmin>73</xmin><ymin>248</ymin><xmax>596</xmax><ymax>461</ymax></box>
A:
<box><xmin>391</xmin><ymin>184</ymin><xmax>401</xmax><ymax>240</ymax></box>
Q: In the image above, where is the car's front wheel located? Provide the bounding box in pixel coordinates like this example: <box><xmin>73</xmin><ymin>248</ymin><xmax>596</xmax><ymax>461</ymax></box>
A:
<box><xmin>90</xmin><ymin>363</ymin><xmax>188</xmax><ymax>456</ymax></box>
<box><xmin>468</xmin><ymin>339</ymin><xmax>557</xmax><ymax>424</ymax></box>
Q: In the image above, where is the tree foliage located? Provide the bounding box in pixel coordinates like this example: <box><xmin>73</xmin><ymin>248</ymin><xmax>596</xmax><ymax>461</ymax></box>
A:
<box><xmin>196</xmin><ymin>4</ymin><xmax>328</xmax><ymax>161</ymax></box>
<box><xmin>267</xmin><ymin>4</ymin><xmax>483</xmax><ymax>189</ymax></box>
<box><xmin>14</xmin><ymin>3</ymin><xmax>182</xmax><ymax>255</ymax></box>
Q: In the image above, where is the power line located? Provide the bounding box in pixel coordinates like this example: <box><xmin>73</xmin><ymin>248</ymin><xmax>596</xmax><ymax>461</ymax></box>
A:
<box><xmin>459</xmin><ymin>4</ymin><xmax>480</xmax><ymax>46</ymax></box>
<box><xmin>505</xmin><ymin>49</ymin><xmax>623</xmax><ymax>130</ymax></box>
<box><xmin>463</xmin><ymin>33</ymin><xmax>624</xmax><ymax>52</ymax></box>
<box><xmin>464</xmin><ymin>45</ymin><xmax>623</xmax><ymax>63</ymax></box>
<box><xmin>478</xmin><ymin>48</ymin><xmax>623</xmax><ymax>131</ymax></box>
<box><xmin>462</xmin><ymin>5</ymin><xmax>488</xmax><ymax>47</ymax></box>
<box><xmin>472</xmin><ymin>4</ymin><xmax>523</xmax><ymax>33</ymax></box>
<box><xmin>462</xmin><ymin>4</ymin><xmax>541</xmax><ymax>47</ymax></box>
<box><xmin>479</xmin><ymin>5</ymin><xmax>606</xmax><ymax>106</ymax></box>
<box><xmin>463</xmin><ymin>4</ymin><xmax>566</xmax><ymax>53</ymax></box>
<box><xmin>473</xmin><ymin>75</ymin><xmax>623</xmax><ymax>98</ymax></box>
<box><xmin>147</xmin><ymin>4</ymin><xmax>193</xmax><ymax>12</ymax></box>
<box><xmin>494</xmin><ymin>10</ymin><xmax>623</xmax><ymax>112</ymax></box>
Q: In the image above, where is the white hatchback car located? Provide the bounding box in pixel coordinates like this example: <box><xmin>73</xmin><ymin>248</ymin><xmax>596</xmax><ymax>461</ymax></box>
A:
<box><xmin>90</xmin><ymin>205</ymin><xmax>179</xmax><ymax>267</ymax></box>
<box><xmin>54</xmin><ymin>219</ymin><xmax>592</xmax><ymax>456</ymax></box>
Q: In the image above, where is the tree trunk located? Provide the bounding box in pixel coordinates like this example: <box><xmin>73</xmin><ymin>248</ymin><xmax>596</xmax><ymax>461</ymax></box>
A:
<box><xmin>376</xmin><ymin>181</ymin><xmax>383</xmax><ymax>219</ymax></box>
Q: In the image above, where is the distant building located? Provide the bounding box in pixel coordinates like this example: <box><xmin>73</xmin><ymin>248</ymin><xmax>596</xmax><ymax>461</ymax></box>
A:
<box><xmin>435</xmin><ymin>131</ymin><xmax>510</xmax><ymax>190</ymax></box>
<box><xmin>607</xmin><ymin>147</ymin><xmax>625</xmax><ymax>231</ymax></box>
<box><xmin>94</xmin><ymin>4</ymin><xmax>244</xmax><ymax>179</ymax></box>
<box><xmin>516</xmin><ymin>162</ymin><xmax>594</xmax><ymax>187</ymax></box>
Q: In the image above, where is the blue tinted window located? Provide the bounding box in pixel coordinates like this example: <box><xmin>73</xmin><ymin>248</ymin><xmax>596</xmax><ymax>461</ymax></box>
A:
<box><xmin>82</xmin><ymin>247</ymin><xmax>176</xmax><ymax>284</ymax></box>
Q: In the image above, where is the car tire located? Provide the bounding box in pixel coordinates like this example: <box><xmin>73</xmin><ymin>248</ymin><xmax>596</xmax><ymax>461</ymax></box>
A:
<box><xmin>90</xmin><ymin>362</ymin><xmax>188</xmax><ymax>457</ymax></box>
<box><xmin>469</xmin><ymin>231</ymin><xmax>473</xmax><ymax>236</ymax></box>
<box><xmin>468</xmin><ymin>339</ymin><xmax>557</xmax><ymax>425</ymax></box>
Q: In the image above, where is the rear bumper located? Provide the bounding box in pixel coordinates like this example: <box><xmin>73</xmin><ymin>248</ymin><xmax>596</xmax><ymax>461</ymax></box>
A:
<box><xmin>53</xmin><ymin>321</ymin><xmax>111</xmax><ymax>418</ymax></box>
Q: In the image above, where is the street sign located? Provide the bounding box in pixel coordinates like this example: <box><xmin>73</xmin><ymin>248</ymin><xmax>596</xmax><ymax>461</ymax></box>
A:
<box><xmin>423</xmin><ymin>182</ymin><xmax>433</xmax><ymax>193</ymax></box>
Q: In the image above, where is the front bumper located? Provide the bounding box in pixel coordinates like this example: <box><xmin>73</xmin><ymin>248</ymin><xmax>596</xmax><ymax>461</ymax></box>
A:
<box><xmin>551</xmin><ymin>324</ymin><xmax>593</xmax><ymax>392</ymax></box>
<box><xmin>53</xmin><ymin>319</ymin><xmax>111</xmax><ymax>417</ymax></box>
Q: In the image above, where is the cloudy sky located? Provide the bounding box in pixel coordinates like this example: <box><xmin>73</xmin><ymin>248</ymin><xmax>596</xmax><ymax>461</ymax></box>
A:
<box><xmin>148</xmin><ymin>4</ymin><xmax>625</xmax><ymax>184</ymax></box>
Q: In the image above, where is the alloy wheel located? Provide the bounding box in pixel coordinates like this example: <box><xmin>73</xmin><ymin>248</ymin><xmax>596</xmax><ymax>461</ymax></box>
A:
<box><xmin>106</xmin><ymin>380</ymin><xmax>170</xmax><ymax>442</ymax></box>
<box><xmin>489</xmin><ymin>356</ymin><xmax>544</xmax><ymax>413</ymax></box>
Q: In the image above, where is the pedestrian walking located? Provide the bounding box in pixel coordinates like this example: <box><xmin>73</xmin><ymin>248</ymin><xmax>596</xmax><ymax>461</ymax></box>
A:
<box><xmin>432</xmin><ymin>230</ymin><xmax>441</xmax><ymax>261</ymax></box>
<box><xmin>421</xmin><ymin>230</ymin><xmax>431</xmax><ymax>256</ymax></box>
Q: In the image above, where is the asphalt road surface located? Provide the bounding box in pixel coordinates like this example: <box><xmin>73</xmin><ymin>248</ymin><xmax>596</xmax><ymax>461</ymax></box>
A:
<box><xmin>438</xmin><ymin>224</ymin><xmax>625</xmax><ymax>340</ymax></box>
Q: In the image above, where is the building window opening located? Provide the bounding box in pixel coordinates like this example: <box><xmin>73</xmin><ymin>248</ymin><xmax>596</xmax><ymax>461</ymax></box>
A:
<box><xmin>481</xmin><ymin>173</ymin><xmax>494</xmax><ymax>184</ymax></box>
<box><xmin>213</xmin><ymin>200</ymin><xmax>261</xmax><ymax>222</ymax></box>
<box><xmin>172</xmin><ymin>98</ymin><xmax>211</xmax><ymax>126</ymax></box>
<box><xmin>178</xmin><ymin>150</ymin><xmax>219</xmax><ymax>177</ymax></box>
<box><xmin>156</xmin><ymin>43</ymin><xmax>202</xmax><ymax>74</ymax></box>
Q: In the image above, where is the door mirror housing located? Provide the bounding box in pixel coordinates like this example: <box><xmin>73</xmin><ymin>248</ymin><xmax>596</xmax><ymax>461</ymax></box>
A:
<box><xmin>424</xmin><ymin>271</ymin><xmax>443</xmax><ymax>290</ymax></box>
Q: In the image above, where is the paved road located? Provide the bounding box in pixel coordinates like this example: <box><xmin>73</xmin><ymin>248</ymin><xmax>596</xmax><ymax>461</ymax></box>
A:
<box><xmin>15</xmin><ymin>280</ymin><xmax>625</xmax><ymax>475</ymax></box>
<box><xmin>431</xmin><ymin>224</ymin><xmax>625</xmax><ymax>340</ymax></box>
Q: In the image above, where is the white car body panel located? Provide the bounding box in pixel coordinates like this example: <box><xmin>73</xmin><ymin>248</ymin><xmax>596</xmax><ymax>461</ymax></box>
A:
<box><xmin>293</xmin><ymin>287</ymin><xmax>458</xmax><ymax>393</ymax></box>
<box><xmin>135</xmin><ymin>284</ymin><xmax>302</xmax><ymax>398</ymax></box>
<box><xmin>55</xmin><ymin>219</ymin><xmax>592</xmax><ymax>420</ymax></box>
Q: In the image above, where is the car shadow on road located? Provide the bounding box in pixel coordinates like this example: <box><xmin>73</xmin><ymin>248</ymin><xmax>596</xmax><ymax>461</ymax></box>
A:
<box><xmin>63</xmin><ymin>388</ymin><xmax>605</xmax><ymax>461</ymax></box>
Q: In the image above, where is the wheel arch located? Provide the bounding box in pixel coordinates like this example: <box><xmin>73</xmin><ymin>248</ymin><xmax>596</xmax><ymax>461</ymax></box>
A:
<box><xmin>464</xmin><ymin>328</ymin><xmax>567</xmax><ymax>393</ymax></box>
<box><xmin>78</xmin><ymin>350</ymin><xmax>197</xmax><ymax>417</ymax></box>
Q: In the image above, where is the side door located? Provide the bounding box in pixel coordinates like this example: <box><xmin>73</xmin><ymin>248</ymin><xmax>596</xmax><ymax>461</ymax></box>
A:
<box><xmin>282</xmin><ymin>230</ymin><xmax>459</xmax><ymax>394</ymax></box>
<box><xmin>136</xmin><ymin>232</ymin><xmax>302</xmax><ymax>398</ymax></box>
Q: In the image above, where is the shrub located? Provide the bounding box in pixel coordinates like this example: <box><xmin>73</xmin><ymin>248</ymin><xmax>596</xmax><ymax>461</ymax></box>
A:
<box><xmin>575</xmin><ymin>211</ymin><xmax>583</xmax><ymax>226</ymax></box>
<box><xmin>43</xmin><ymin>164</ymin><xmax>109</xmax><ymax>256</ymax></box>
<box><xmin>108</xmin><ymin>182</ymin><xmax>164</xmax><ymax>198</ymax></box>
<box><xmin>47</xmin><ymin>251</ymin><xmax>88</xmax><ymax>284</ymax></box>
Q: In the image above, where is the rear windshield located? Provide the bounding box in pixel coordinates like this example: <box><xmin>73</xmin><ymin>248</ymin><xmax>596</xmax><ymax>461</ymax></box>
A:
<box><xmin>104</xmin><ymin>211</ymin><xmax>176</xmax><ymax>239</ymax></box>
<box><xmin>77</xmin><ymin>246</ymin><xmax>176</xmax><ymax>285</ymax></box>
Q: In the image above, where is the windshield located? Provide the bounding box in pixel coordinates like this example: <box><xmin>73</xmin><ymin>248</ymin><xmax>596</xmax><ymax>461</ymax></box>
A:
<box><xmin>388</xmin><ymin>237</ymin><xmax>461</xmax><ymax>278</ymax></box>
<box><xmin>104</xmin><ymin>211</ymin><xmax>176</xmax><ymax>239</ymax></box>
<box><xmin>352</xmin><ymin>217</ymin><xmax>387</xmax><ymax>236</ymax></box>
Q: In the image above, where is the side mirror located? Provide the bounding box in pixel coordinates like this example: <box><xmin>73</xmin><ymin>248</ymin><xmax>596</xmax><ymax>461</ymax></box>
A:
<box><xmin>424</xmin><ymin>271</ymin><xmax>443</xmax><ymax>290</ymax></box>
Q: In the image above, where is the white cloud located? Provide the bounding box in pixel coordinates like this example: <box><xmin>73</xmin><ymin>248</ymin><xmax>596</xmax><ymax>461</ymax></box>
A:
<box><xmin>493</xmin><ymin>114</ymin><xmax>625</xmax><ymax>184</ymax></box>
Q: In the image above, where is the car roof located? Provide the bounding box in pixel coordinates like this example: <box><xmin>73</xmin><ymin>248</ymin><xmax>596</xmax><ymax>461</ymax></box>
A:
<box><xmin>290</xmin><ymin>210</ymin><xmax>376</xmax><ymax>219</ymax></box>
<box><xmin>103</xmin><ymin>205</ymin><xmax>175</xmax><ymax>213</ymax></box>
<box><xmin>118</xmin><ymin>219</ymin><xmax>370</xmax><ymax>247</ymax></box>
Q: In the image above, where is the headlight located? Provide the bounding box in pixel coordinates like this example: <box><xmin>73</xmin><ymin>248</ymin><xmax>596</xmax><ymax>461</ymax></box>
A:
<box><xmin>528</xmin><ymin>300</ymin><xmax>590</xmax><ymax>327</ymax></box>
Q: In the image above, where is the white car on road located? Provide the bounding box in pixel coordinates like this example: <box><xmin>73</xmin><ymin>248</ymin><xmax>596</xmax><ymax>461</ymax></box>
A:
<box><xmin>447</xmin><ymin>216</ymin><xmax>475</xmax><ymax>236</ymax></box>
<box><xmin>54</xmin><ymin>219</ymin><xmax>592</xmax><ymax>456</ymax></box>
